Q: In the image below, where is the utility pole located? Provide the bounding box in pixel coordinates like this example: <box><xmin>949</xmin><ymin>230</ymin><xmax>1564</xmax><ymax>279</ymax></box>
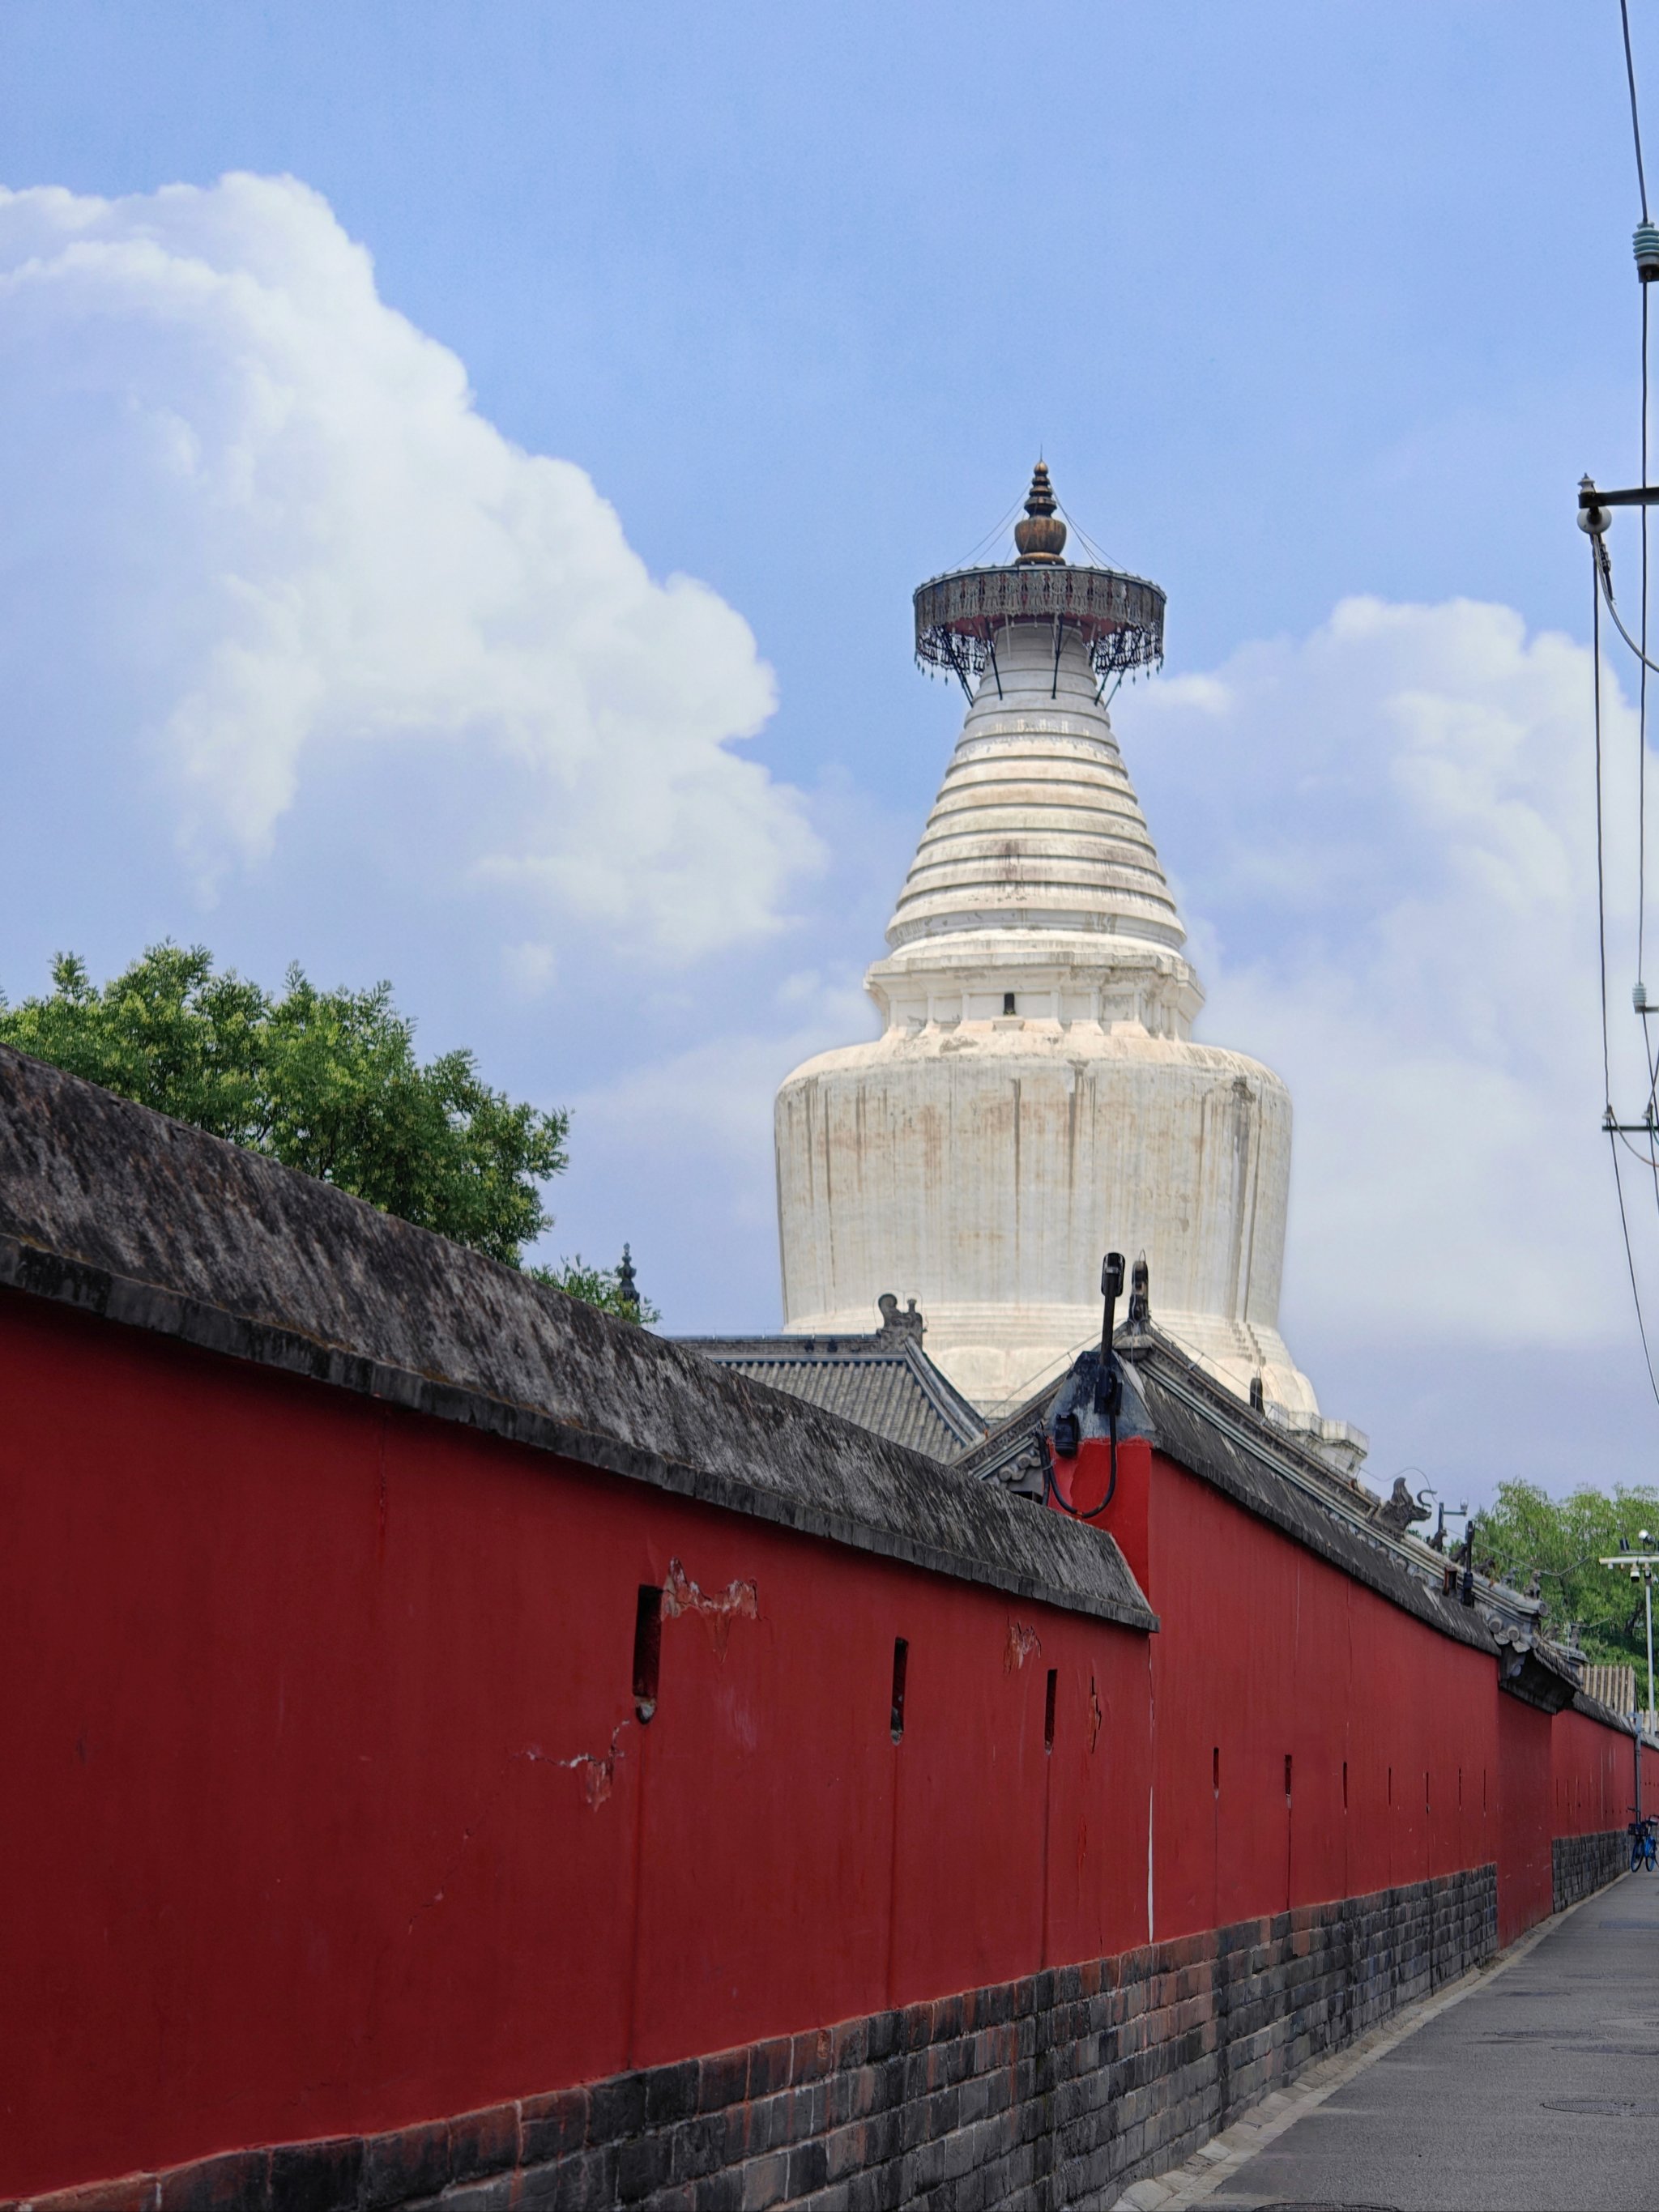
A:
<box><xmin>1598</xmin><ymin>1535</ymin><xmax>1658</xmax><ymax>1738</ymax></box>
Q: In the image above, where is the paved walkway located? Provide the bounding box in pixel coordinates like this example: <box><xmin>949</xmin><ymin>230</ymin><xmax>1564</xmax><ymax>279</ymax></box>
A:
<box><xmin>1124</xmin><ymin>1866</ymin><xmax>1659</xmax><ymax>2212</ymax></box>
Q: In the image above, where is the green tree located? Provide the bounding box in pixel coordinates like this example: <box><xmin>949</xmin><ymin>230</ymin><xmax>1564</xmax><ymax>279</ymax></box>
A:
<box><xmin>1476</xmin><ymin>1478</ymin><xmax>1659</xmax><ymax>1668</ymax></box>
<box><xmin>531</xmin><ymin>1254</ymin><xmax>661</xmax><ymax>1328</ymax></box>
<box><xmin>1</xmin><ymin>943</ymin><xmax>570</xmax><ymax>1270</ymax></box>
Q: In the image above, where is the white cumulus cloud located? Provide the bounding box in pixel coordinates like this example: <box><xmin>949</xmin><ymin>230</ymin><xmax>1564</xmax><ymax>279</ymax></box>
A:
<box><xmin>1125</xmin><ymin>595</ymin><xmax>1648</xmax><ymax>1353</ymax></box>
<box><xmin>0</xmin><ymin>173</ymin><xmax>819</xmax><ymax>958</ymax></box>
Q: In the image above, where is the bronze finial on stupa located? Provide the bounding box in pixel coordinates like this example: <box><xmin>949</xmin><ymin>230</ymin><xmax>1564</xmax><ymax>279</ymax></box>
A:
<box><xmin>1013</xmin><ymin>459</ymin><xmax>1067</xmax><ymax>565</ymax></box>
<box><xmin>912</xmin><ymin>458</ymin><xmax>1162</xmax><ymax>692</ymax></box>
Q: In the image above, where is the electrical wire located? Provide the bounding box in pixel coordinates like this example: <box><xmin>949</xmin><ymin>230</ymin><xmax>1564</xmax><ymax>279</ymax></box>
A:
<box><xmin>1596</xmin><ymin>542</ymin><xmax>1614</xmax><ymax>1106</ymax></box>
<box><xmin>1623</xmin><ymin>0</ymin><xmax>1651</xmax><ymax>223</ymax></box>
<box><xmin>1627</xmin><ymin>356</ymin><xmax>1657</xmax><ymax>1134</ymax></box>
<box><xmin>1600</xmin><ymin>488</ymin><xmax>1659</xmax><ymax>1408</ymax></box>
<box><xmin>1609</xmin><ymin>1134</ymin><xmax>1659</xmax><ymax>1407</ymax></box>
<box><xmin>1621</xmin><ymin>0</ymin><xmax>1659</xmax><ymax>1257</ymax></box>
<box><xmin>1586</xmin><ymin>515</ymin><xmax>1659</xmax><ymax>1404</ymax></box>
<box><xmin>1592</xmin><ymin>538</ymin><xmax>1659</xmax><ymax>1392</ymax></box>
<box><xmin>1592</xmin><ymin>535</ymin><xmax>1659</xmax><ymax>673</ymax></box>
<box><xmin>1641</xmin><ymin>278</ymin><xmax>1650</xmax><ymax>976</ymax></box>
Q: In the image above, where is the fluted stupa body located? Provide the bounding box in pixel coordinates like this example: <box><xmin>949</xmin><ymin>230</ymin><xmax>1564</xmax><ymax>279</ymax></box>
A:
<box><xmin>775</xmin><ymin>492</ymin><xmax>1348</xmax><ymax>1447</ymax></box>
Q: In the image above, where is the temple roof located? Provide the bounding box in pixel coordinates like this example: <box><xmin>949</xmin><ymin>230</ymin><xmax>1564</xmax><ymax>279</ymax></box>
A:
<box><xmin>680</xmin><ymin>1304</ymin><xmax>987</xmax><ymax>1463</ymax></box>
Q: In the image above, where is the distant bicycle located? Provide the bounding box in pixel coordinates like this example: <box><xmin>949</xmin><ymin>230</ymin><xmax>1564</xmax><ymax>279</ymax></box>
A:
<box><xmin>1630</xmin><ymin>1814</ymin><xmax>1657</xmax><ymax>1872</ymax></box>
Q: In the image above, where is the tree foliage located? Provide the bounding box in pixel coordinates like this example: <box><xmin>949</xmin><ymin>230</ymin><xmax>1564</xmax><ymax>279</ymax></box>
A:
<box><xmin>0</xmin><ymin>944</ymin><xmax>569</xmax><ymax>1268</ymax></box>
<box><xmin>1476</xmin><ymin>1478</ymin><xmax>1659</xmax><ymax>1668</ymax></box>
<box><xmin>531</xmin><ymin>1256</ymin><xmax>661</xmax><ymax>1327</ymax></box>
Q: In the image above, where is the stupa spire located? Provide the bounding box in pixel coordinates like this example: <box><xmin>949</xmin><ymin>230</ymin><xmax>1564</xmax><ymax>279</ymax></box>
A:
<box><xmin>1013</xmin><ymin>459</ymin><xmax>1067</xmax><ymax>565</ymax></box>
<box><xmin>885</xmin><ymin>624</ymin><xmax>1185</xmax><ymax>957</ymax></box>
<box><xmin>893</xmin><ymin>464</ymin><xmax>1181</xmax><ymax>964</ymax></box>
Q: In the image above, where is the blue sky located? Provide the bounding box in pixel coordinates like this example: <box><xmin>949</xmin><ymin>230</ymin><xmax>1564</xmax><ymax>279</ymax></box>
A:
<box><xmin>2</xmin><ymin>2</ymin><xmax>1657</xmax><ymax>1508</ymax></box>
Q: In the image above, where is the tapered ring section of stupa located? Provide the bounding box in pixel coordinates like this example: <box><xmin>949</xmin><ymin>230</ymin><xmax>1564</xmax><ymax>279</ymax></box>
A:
<box><xmin>775</xmin><ymin>465</ymin><xmax>1345</xmax><ymax>1439</ymax></box>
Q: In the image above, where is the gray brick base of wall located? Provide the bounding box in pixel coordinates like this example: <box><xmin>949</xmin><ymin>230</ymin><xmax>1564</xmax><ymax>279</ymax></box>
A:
<box><xmin>1551</xmin><ymin>1826</ymin><xmax>1627</xmax><ymax>1912</ymax></box>
<box><xmin>9</xmin><ymin>1868</ymin><xmax>1498</xmax><ymax>2212</ymax></box>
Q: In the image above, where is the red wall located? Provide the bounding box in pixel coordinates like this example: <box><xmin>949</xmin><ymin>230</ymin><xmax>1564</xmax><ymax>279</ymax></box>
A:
<box><xmin>0</xmin><ymin>1288</ymin><xmax>1645</xmax><ymax>2197</ymax></box>
<box><xmin>0</xmin><ymin>1292</ymin><xmax>1151</xmax><ymax>2197</ymax></box>
<box><xmin>1078</xmin><ymin>1440</ymin><xmax>1645</xmax><ymax>1947</ymax></box>
<box><xmin>1495</xmin><ymin>1694</ymin><xmax>1553</xmax><ymax>1941</ymax></box>
<box><xmin>1124</xmin><ymin>1451</ymin><xmax>1503</xmax><ymax>1941</ymax></box>
<box><xmin>1553</xmin><ymin>1703</ymin><xmax>1640</xmax><ymax>1834</ymax></box>
<box><xmin>1553</xmin><ymin>1705</ymin><xmax>1659</xmax><ymax>1841</ymax></box>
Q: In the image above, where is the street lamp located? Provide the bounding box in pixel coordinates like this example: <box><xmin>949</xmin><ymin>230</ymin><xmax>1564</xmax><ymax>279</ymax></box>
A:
<box><xmin>1600</xmin><ymin>1533</ymin><xmax>1658</xmax><ymax>1738</ymax></box>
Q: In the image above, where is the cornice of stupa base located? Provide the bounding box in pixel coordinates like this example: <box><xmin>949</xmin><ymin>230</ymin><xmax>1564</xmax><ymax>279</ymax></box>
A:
<box><xmin>778</xmin><ymin>1015</ymin><xmax>1289</xmax><ymax>1090</ymax></box>
<box><xmin>864</xmin><ymin>926</ymin><xmax>1205</xmax><ymax>1041</ymax></box>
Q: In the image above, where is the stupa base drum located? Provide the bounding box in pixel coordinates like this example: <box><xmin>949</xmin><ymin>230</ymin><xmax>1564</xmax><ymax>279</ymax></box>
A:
<box><xmin>775</xmin><ymin>467</ymin><xmax>1363</xmax><ymax>1462</ymax></box>
<box><xmin>777</xmin><ymin>1014</ymin><xmax>1313</xmax><ymax>1421</ymax></box>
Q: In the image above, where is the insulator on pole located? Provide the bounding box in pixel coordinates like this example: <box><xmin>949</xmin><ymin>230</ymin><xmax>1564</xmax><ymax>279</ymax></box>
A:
<box><xmin>1635</xmin><ymin>219</ymin><xmax>1659</xmax><ymax>281</ymax></box>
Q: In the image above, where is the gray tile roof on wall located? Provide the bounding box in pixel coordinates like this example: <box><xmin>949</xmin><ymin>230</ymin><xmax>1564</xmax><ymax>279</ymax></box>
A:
<box><xmin>0</xmin><ymin>1045</ymin><xmax>1154</xmax><ymax>1631</ymax></box>
<box><xmin>958</xmin><ymin>1316</ymin><xmax>1591</xmax><ymax>1707</ymax></box>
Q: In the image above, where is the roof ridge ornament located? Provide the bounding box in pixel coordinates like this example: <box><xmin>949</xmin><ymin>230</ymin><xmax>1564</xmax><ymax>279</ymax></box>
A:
<box><xmin>877</xmin><ymin>1290</ymin><xmax>925</xmax><ymax>1340</ymax></box>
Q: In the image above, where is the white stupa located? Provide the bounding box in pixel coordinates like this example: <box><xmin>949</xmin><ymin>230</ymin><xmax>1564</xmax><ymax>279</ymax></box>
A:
<box><xmin>775</xmin><ymin>464</ymin><xmax>1359</xmax><ymax>1458</ymax></box>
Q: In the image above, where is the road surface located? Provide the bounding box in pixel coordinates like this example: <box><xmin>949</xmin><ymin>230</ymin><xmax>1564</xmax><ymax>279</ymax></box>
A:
<box><xmin>1205</xmin><ymin>1866</ymin><xmax>1659</xmax><ymax>2212</ymax></box>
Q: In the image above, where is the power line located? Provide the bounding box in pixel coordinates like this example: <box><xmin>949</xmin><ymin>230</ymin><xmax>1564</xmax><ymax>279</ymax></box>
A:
<box><xmin>1595</xmin><ymin>542</ymin><xmax>1614</xmax><ymax>1106</ymax></box>
<box><xmin>1590</xmin><ymin>528</ymin><xmax>1659</xmax><ymax>671</ymax></box>
<box><xmin>1623</xmin><ymin>0</ymin><xmax>1651</xmax><ymax>223</ymax></box>
<box><xmin>1605</xmin><ymin>4</ymin><xmax>1659</xmax><ymax>1335</ymax></box>
<box><xmin>1640</xmin><ymin>277</ymin><xmax>1650</xmax><ymax>976</ymax></box>
<box><xmin>1610</xmin><ymin>1135</ymin><xmax>1659</xmax><ymax>1407</ymax></box>
<box><xmin>1586</xmin><ymin>526</ymin><xmax>1659</xmax><ymax>1404</ymax></box>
